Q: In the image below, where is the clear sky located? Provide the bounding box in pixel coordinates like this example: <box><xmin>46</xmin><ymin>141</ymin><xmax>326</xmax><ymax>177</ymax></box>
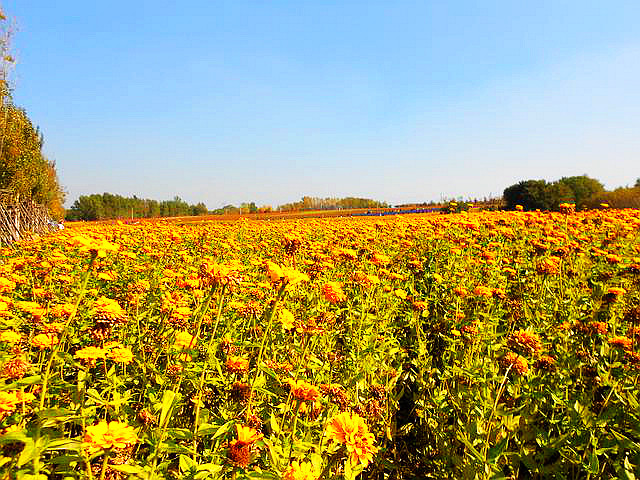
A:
<box><xmin>4</xmin><ymin>1</ymin><xmax>640</xmax><ymax>208</ymax></box>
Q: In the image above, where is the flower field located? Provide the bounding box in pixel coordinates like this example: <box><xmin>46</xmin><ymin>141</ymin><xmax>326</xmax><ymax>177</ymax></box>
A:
<box><xmin>0</xmin><ymin>209</ymin><xmax>639</xmax><ymax>479</ymax></box>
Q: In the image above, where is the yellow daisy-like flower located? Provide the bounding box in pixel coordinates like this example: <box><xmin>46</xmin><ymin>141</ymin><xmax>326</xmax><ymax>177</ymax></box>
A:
<box><xmin>84</xmin><ymin>420</ymin><xmax>137</xmax><ymax>453</ymax></box>
<box><xmin>108</xmin><ymin>346</ymin><xmax>134</xmax><ymax>364</ymax></box>
<box><xmin>174</xmin><ymin>331</ymin><xmax>195</xmax><ymax>348</ymax></box>
<box><xmin>325</xmin><ymin>411</ymin><xmax>378</xmax><ymax>466</ymax></box>
<box><xmin>0</xmin><ymin>390</ymin><xmax>35</xmax><ymax>420</ymax></box>
<box><xmin>283</xmin><ymin>460</ymin><xmax>317</xmax><ymax>480</ymax></box>
<box><xmin>75</xmin><ymin>346</ymin><xmax>108</xmax><ymax>361</ymax></box>
<box><xmin>279</xmin><ymin>308</ymin><xmax>295</xmax><ymax>330</ymax></box>
<box><xmin>0</xmin><ymin>330</ymin><xmax>21</xmax><ymax>344</ymax></box>
<box><xmin>31</xmin><ymin>333</ymin><xmax>59</xmax><ymax>350</ymax></box>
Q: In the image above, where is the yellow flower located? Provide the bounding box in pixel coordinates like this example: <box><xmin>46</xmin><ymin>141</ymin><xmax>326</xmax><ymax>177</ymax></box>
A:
<box><xmin>108</xmin><ymin>346</ymin><xmax>134</xmax><ymax>364</ymax></box>
<box><xmin>75</xmin><ymin>346</ymin><xmax>108</xmax><ymax>361</ymax></box>
<box><xmin>31</xmin><ymin>333</ymin><xmax>59</xmax><ymax>350</ymax></box>
<box><xmin>234</xmin><ymin>424</ymin><xmax>263</xmax><ymax>446</ymax></box>
<box><xmin>175</xmin><ymin>331</ymin><xmax>195</xmax><ymax>348</ymax></box>
<box><xmin>69</xmin><ymin>235</ymin><xmax>119</xmax><ymax>257</ymax></box>
<box><xmin>325</xmin><ymin>411</ymin><xmax>378</xmax><ymax>466</ymax></box>
<box><xmin>16</xmin><ymin>301</ymin><xmax>46</xmax><ymax>319</ymax></box>
<box><xmin>84</xmin><ymin>420</ymin><xmax>137</xmax><ymax>452</ymax></box>
<box><xmin>393</xmin><ymin>289</ymin><xmax>407</xmax><ymax>300</ymax></box>
<box><xmin>94</xmin><ymin>297</ymin><xmax>127</xmax><ymax>321</ymax></box>
<box><xmin>280</xmin><ymin>308</ymin><xmax>295</xmax><ymax>330</ymax></box>
<box><xmin>0</xmin><ymin>390</ymin><xmax>35</xmax><ymax>419</ymax></box>
<box><xmin>0</xmin><ymin>330</ymin><xmax>21</xmax><ymax>344</ymax></box>
<box><xmin>266</xmin><ymin>261</ymin><xmax>310</xmax><ymax>286</ymax></box>
<box><xmin>228</xmin><ymin>424</ymin><xmax>263</xmax><ymax>467</ymax></box>
<box><xmin>0</xmin><ymin>277</ymin><xmax>16</xmax><ymax>293</ymax></box>
<box><xmin>283</xmin><ymin>460</ymin><xmax>317</xmax><ymax>480</ymax></box>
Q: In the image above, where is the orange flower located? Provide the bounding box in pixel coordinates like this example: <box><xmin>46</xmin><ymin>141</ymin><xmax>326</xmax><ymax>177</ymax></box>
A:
<box><xmin>500</xmin><ymin>352</ymin><xmax>529</xmax><ymax>375</ymax></box>
<box><xmin>609</xmin><ymin>336</ymin><xmax>633</xmax><ymax>351</ymax></box>
<box><xmin>287</xmin><ymin>379</ymin><xmax>320</xmax><ymax>402</ymax></box>
<box><xmin>226</xmin><ymin>356</ymin><xmax>250</xmax><ymax>374</ymax></box>
<box><xmin>84</xmin><ymin>420</ymin><xmax>137</xmax><ymax>453</ymax></box>
<box><xmin>325</xmin><ymin>411</ymin><xmax>378</xmax><ymax>466</ymax></box>
<box><xmin>228</xmin><ymin>424</ymin><xmax>263</xmax><ymax>467</ymax></box>
<box><xmin>371</xmin><ymin>253</ymin><xmax>390</xmax><ymax>266</ymax></box>
<box><xmin>473</xmin><ymin>285</ymin><xmax>493</xmax><ymax>297</ymax></box>
<box><xmin>607</xmin><ymin>287</ymin><xmax>626</xmax><ymax>296</ymax></box>
<box><xmin>322</xmin><ymin>282</ymin><xmax>347</xmax><ymax>304</ymax></box>
<box><xmin>506</xmin><ymin>330</ymin><xmax>542</xmax><ymax>356</ymax></box>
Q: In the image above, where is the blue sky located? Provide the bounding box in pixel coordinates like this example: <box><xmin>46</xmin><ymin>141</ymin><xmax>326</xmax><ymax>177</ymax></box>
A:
<box><xmin>4</xmin><ymin>1</ymin><xmax>640</xmax><ymax>208</ymax></box>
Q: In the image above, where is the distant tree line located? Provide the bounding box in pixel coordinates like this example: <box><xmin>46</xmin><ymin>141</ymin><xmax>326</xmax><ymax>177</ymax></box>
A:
<box><xmin>503</xmin><ymin>175</ymin><xmax>640</xmax><ymax>211</ymax></box>
<box><xmin>65</xmin><ymin>193</ymin><xmax>208</xmax><ymax>221</ymax></box>
<box><xmin>276</xmin><ymin>196</ymin><xmax>388</xmax><ymax>212</ymax></box>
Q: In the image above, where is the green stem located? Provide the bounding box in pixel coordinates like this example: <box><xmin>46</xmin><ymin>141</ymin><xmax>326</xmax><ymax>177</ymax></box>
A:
<box><xmin>99</xmin><ymin>449</ymin><xmax>111</xmax><ymax>480</ymax></box>
<box><xmin>246</xmin><ymin>283</ymin><xmax>287</xmax><ymax>420</ymax></box>
<box><xmin>192</xmin><ymin>285</ymin><xmax>227</xmax><ymax>461</ymax></box>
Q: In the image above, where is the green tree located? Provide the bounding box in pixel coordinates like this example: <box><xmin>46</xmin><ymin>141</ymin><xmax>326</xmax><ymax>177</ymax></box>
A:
<box><xmin>557</xmin><ymin>175</ymin><xmax>604</xmax><ymax>209</ymax></box>
<box><xmin>503</xmin><ymin>180</ymin><xmax>552</xmax><ymax>211</ymax></box>
<box><xmin>0</xmin><ymin>8</ymin><xmax>65</xmax><ymax>219</ymax></box>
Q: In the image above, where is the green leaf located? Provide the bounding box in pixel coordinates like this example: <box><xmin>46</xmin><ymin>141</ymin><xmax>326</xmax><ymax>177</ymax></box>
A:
<box><xmin>110</xmin><ymin>463</ymin><xmax>147</xmax><ymax>475</ymax></box>
<box><xmin>269</xmin><ymin>413</ymin><xmax>280</xmax><ymax>435</ymax></box>
<box><xmin>44</xmin><ymin>438</ymin><xmax>82</xmax><ymax>452</ymax></box>
<box><xmin>179</xmin><ymin>454</ymin><xmax>196</xmax><ymax>474</ymax></box>
<box><xmin>159</xmin><ymin>390</ymin><xmax>177</xmax><ymax>427</ymax></box>
<box><xmin>457</xmin><ymin>433</ymin><xmax>484</xmax><ymax>462</ymax></box>
<box><xmin>213</xmin><ymin>420</ymin><xmax>235</xmax><ymax>440</ymax></box>
<box><xmin>587</xmin><ymin>450</ymin><xmax>599</xmax><ymax>474</ymax></box>
<box><xmin>487</xmin><ymin>437</ymin><xmax>509</xmax><ymax>464</ymax></box>
<box><xmin>0</xmin><ymin>375</ymin><xmax>42</xmax><ymax>391</ymax></box>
